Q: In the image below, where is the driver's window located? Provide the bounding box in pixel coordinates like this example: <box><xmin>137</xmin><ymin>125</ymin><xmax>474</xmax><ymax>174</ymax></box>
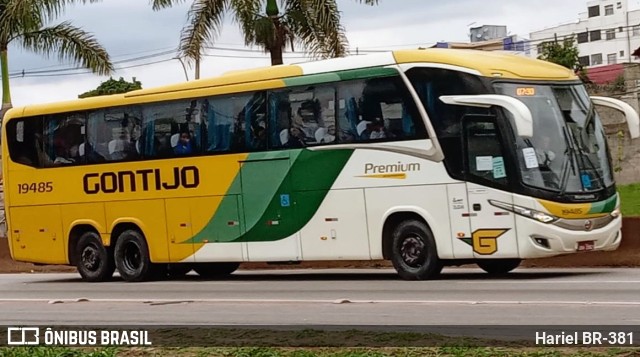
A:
<box><xmin>464</xmin><ymin>116</ymin><xmax>509</xmax><ymax>186</ymax></box>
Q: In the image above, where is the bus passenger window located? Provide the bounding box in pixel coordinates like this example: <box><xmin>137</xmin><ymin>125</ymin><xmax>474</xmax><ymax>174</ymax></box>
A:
<box><xmin>42</xmin><ymin>113</ymin><xmax>86</xmax><ymax>166</ymax></box>
<box><xmin>352</xmin><ymin>76</ymin><xmax>425</xmax><ymax>142</ymax></box>
<box><xmin>270</xmin><ymin>85</ymin><xmax>335</xmax><ymax>148</ymax></box>
<box><xmin>140</xmin><ymin>101</ymin><xmax>200</xmax><ymax>158</ymax></box>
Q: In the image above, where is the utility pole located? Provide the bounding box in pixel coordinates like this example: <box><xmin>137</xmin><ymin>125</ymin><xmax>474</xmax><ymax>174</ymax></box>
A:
<box><xmin>195</xmin><ymin>57</ymin><xmax>200</xmax><ymax>80</ymax></box>
<box><xmin>626</xmin><ymin>11</ymin><xmax>631</xmax><ymax>63</ymax></box>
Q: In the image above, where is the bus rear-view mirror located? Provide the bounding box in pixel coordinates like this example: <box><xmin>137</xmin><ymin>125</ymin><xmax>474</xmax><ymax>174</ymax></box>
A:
<box><xmin>439</xmin><ymin>94</ymin><xmax>534</xmax><ymax>138</ymax></box>
<box><xmin>591</xmin><ymin>96</ymin><xmax>640</xmax><ymax>139</ymax></box>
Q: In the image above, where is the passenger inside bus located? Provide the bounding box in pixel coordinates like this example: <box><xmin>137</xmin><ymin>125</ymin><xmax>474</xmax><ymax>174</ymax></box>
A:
<box><xmin>173</xmin><ymin>129</ymin><xmax>194</xmax><ymax>155</ymax></box>
<box><xmin>283</xmin><ymin>126</ymin><xmax>307</xmax><ymax>148</ymax></box>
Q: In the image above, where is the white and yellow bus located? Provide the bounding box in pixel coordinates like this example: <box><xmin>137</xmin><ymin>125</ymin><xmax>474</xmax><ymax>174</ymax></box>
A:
<box><xmin>2</xmin><ymin>49</ymin><xmax>638</xmax><ymax>282</ymax></box>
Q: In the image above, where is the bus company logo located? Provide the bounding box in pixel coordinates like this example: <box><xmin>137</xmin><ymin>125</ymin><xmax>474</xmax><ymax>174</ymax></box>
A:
<box><xmin>584</xmin><ymin>219</ymin><xmax>593</xmax><ymax>231</ymax></box>
<box><xmin>358</xmin><ymin>162</ymin><xmax>421</xmax><ymax>179</ymax></box>
<box><xmin>458</xmin><ymin>229</ymin><xmax>510</xmax><ymax>255</ymax></box>
<box><xmin>83</xmin><ymin>166</ymin><xmax>200</xmax><ymax>194</ymax></box>
<box><xmin>7</xmin><ymin>327</ymin><xmax>40</xmax><ymax>345</ymax></box>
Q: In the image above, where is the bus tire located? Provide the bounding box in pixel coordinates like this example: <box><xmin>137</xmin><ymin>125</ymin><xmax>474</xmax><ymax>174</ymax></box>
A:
<box><xmin>477</xmin><ymin>259</ymin><xmax>521</xmax><ymax>275</ymax></box>
<box><xmin>75</xmin><ymin>231</ymin><xmax>115</xmax><ymax>282</ymax></box>
<box><xmin>193</xmin><ymin>262</ymin><xmax>240</xmax><ymax>279</ymax></box>
<box><xmin>390</xmin><ymin>219</ymin><xmax>442</xmax><ymax>280</ymax></box>
<box><xmin>114</xmin><ymin>229</ymin><xmax>154</xmax><ymax>282</ymax></box>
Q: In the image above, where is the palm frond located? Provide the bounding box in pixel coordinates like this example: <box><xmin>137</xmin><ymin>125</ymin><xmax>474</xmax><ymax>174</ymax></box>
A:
<box><xmin>0</xmin><ymin>0</ymin><xmax>46</xmax><ymax>42</ymax></box>
<box><xmin>2</xmin><ymin>0</ymin><xmax>103</xmax><ymax>28</ymax></box>
<box><xmin>229</xmin><ymin>0</ymin><xmax>262</xmax><ymax>45</ymax></box>
<box><xmin>178</xmin><ymin>0</ymin><xmax>228</xmax><ymax>63</ymax></box>
<box><xmin>286</xmin><ymin>0</ymin><xmax>348</xmax><ymax>59</ymax></box>
<box><xmin>151</xmin><ymin>0</ymin><xmax>188</xmax><ymax>11</ymax></box>
<box><xmin>19</xmin><ymin>21</ymin><xmax>113</xmax><ymax>75</ymax></box>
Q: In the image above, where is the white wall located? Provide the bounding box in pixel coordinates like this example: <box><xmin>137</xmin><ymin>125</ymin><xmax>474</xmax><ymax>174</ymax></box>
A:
<box><xmin>528</xmin><ymin>0</ymin><xmax>640</xmax><ymax>67</ymax></box>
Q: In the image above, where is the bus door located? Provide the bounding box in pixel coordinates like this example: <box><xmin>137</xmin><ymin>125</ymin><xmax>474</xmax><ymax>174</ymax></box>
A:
<box><xmin>462</xmin><ymin>116</ymin><xmax>518</xmax><ymax>259</ymax></box>
<box><xmin>239</xmin><ymin>152</ymin><xmax>301</xmax><ymax>261</ymax></box>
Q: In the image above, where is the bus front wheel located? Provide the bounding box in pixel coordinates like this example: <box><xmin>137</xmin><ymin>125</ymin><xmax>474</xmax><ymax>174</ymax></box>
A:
<box><xmin>390</xmin><ymin>219</ymin><xmax>442</xmax><ymax>280</ymax></box>
<box><xmin>193</xmin><ymin>262</ymin><xmax>240</xmax><ymax>279</ymax></box>
<box><xmin>477</xmin><ymin>259</ymin><xmax>521</xmax><ymax>275</ymax></box>
<box><xmin>75</xmin><ymin>231</ymin><xmax>115</xmax><ymax>282</ymax></box>
<box><xmin>114</xmin><ymin>229</ymin><xmax>154</xmax><ymax>282</ymax></box>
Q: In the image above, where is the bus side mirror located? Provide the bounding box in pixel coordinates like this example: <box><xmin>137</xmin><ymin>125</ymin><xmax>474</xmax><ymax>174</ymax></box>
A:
<box><xmin>439</xmin><ymin>95</ymin><xmax>533</xmax><ymax>138</ymax></box>
<box><xmin>591</xmin><ymin>96</ymin><xmax>640</xmax><ymax>139</ymax></box>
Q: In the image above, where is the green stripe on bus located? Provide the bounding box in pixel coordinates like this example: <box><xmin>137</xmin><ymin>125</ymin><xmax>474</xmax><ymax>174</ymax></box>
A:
<box><xmin>336</xmin><ymin>67</ymin><xmax>398</xmax><ymax>81</ymax></box>
<box><xmin>283</xmin><ymin>73</ymin><xmax>341</xmax><ymax>87</ymax></box>
<box><xmin>188</xmin><ymin>149</ymin><xmax>352</xmax><ymax>244</ymax></box>
<box><xmin>282</xmin><ymin>67</ymin><xmax>397</xmax><ymax>87</ymax></box>
<box><xmin>189</xmin><ymin>150</ymin><xmax>302</xmax><ymax>243</ymax></box>
<box><xmin>236</xmin><ymin>149</ymin><xmax>353</xmax><ymax>242</ymax></box>
<box><xmin>588</xmin><ymin>194</ymin><xmax>617</xmax><ymax>214</ymax></box>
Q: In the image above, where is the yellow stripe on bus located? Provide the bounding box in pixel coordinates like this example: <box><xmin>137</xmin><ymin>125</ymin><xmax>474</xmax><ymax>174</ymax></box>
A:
<box><xmin>537</xmin><ymin>199</ymin><xmax>608</xmax><ymax>219</ymax></box>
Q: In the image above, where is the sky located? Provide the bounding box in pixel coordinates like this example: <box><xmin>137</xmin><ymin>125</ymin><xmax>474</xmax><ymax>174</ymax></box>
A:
<box><xmin>7</xmin><ymin>0</ymin><xmax>640</xmax><ymax>106</ymax></box>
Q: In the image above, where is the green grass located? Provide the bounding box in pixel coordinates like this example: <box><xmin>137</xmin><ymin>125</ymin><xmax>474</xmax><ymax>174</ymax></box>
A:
<box><xmin>0</xmin><ymin>329</ymin><xmax>638</xmax><ymax>357</ymax></box>
<box><xmin>618</xmin><ymin>183</ymin><xmax>640</xmax><ymax>216</ymax></box>
<box><xmin>0</xmin><ymin>347</ymin><xmax>638</xmax><ymax>357</ymax></box>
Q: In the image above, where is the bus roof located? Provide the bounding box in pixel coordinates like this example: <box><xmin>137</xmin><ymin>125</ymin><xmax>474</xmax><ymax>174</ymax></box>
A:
<box><xmin>6</xmin><ymin>49</ymin><xmax>577</xmax><ymax>119</ymax></box>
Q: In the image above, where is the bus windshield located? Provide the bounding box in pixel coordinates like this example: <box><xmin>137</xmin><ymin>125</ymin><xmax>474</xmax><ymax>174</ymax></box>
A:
<box><xmin>494</xmin><ymin>83</ymin><xmax>614</xmax><ymax>193</ymax></box>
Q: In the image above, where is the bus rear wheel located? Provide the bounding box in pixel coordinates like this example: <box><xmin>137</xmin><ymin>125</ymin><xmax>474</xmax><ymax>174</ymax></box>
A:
<box><xmin>114</xmin><ymin>229</ymin><xmax>154</xmax><ymax>282</ymax></box>
<box><xmin>75</xmin><ymin>231</ymin><xmax>115</xmax><ymax>282</ymax></box>
<box><xmin>390</xmin><ymin>219</ymin><xmax>442</xmax><ymax>280</ymax></box>
<box><xmin>193</xmin><ymin>262</ymin><xmax>240</xmax><ymax>279</ymax></box>
<box><xmin>477</xmin><ymin>259</ymin><xmax>521</xmax><ymax>275</ymax></box>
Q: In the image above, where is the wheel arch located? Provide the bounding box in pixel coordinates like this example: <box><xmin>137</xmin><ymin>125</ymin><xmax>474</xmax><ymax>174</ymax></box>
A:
<box><xmin>380</xmin><ymin>207</ymin><xmax>445</xmax><ymax>260</ymax></box>
<box><xmin>110</xmin><ymin>220</ymin><xmax>146</xmax><ymax>255</ymax></box>
<box><xmin>67</xmin><ymin>222</ymin><xmax>103</xmax><ymax>266</ymax></box>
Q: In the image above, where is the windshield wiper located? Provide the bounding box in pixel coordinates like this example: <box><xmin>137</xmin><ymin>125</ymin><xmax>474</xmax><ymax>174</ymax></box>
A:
<box><xmin>558</xmin><ymin>126</ymin><xmax>578</xmax><ymax>196</ymax></box>
<box><xmin>569</xmin><ymin>109</ymin><xmax>606</xmax><ymax>191</ymax></box>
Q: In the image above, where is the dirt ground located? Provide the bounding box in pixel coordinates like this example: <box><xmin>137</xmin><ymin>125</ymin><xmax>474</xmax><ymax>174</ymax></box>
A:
<box><xmin>1</xmin><ymin>218</ymin><xmax>639</xmax><ymax>274</ymax></box>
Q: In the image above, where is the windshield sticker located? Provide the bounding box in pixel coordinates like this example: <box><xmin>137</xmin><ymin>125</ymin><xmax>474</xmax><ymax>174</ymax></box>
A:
<box><xmin>516</xmin><ymin>87</ymin><xmax>536</xmax><ymax>96</ymax></box>
<box><xmin>493</xmin><ymin>157</ymin><xmax>507</xmax><ymax>179</ymax></box>
<box><xmin>476</xmin><ymin>156</ymin><xmax>493</xmax><ymax>171</ymax></box>
<box><xmin>522</xmin><ymin>148</ymin><xmax>539</xmax><ymax>168</ymax></box>
<box><xmin>581</xmin><ymin>174</ymin><xmax>593</xmax><ymax>189</ymax></box>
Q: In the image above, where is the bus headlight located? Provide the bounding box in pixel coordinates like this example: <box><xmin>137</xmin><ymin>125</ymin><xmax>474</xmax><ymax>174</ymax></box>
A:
<box><xmin>488</xmin><ymin>200</ymin><xmax>558</xmax><ymax>224</ymax></box>
<box><xmin>611</xmin><ymin>208</ymin><xmax>621</xmax><ymax>218</ymax></box>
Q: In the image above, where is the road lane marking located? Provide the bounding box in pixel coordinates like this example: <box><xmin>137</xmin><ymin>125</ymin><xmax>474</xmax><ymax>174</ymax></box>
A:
<box><xmin>0</xmin><ymin>298</ymin><xmax>639</xmax><ymax>306</ymax></box>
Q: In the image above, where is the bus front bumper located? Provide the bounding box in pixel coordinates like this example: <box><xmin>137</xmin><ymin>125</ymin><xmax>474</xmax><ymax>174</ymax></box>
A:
<box><xmin>517</xmin><ymin>215</ymin><xmax>622</xmax><ymax>259</ymax></box>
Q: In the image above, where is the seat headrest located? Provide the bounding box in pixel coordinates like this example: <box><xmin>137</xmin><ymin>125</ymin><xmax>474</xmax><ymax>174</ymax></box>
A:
<box><xmin>108</xmin><ymin>139</ymin><xmax>127</xmax><ymax>154</ymax></box>
<box><xmin>314</xmin><ymin>127</ymin><xmax>326</xmax><ymax>143</ymax></box>
<box><xmin>279</xmin><ymin>129</ymin><xmax>289</xmax><ymax>145</ymax></box>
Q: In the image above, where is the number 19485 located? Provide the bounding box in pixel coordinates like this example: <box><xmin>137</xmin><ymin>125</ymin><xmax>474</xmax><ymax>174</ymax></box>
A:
<box><xmin>18</xmin><ymin>182</ymin><xmax>53</xmax><ymax>194</ymax></box>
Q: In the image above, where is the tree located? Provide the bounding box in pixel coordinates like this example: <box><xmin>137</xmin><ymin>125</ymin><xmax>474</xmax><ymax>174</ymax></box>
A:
<box><xmin>152</xmin><ymin>0</ymin><xmax>378</xmax><ymax>68</ymax></box>
<box><xmin>0</xmin><ymin>0</ymin><xmax>114</xmax><ymax>116</ymax></box>
<box><xmin>537</xmin><ymin>36</ymin><xmax>581</xmax><ymax>71</ymax></box>
<box><xmin>78</xmin><ymin>77</ymin><xmax>142</xmax><ymax>98</ymax></box>
<box><xmin>537</xmin><ymin>36</ymin><xmax>591</xmax><ymax>83</ymax></box>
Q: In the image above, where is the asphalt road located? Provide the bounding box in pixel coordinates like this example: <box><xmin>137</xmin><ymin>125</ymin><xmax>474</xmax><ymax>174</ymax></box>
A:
<box><xmin>0</xmin><ymin>268</ymin><xmax>638</xmax><ymax>326</ymax></box>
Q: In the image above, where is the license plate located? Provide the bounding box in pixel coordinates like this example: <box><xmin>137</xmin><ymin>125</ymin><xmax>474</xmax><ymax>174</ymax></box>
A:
<box><xmin>577</xmin><ymin>240</ymin><xmax>595</xmax><ymax>251</ymax></box>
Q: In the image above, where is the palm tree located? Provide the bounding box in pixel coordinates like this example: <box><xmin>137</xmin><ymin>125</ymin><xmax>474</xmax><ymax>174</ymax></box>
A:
<box><xmin>0</xmin><ymin>0</ymin><xmax>114</xmax><ymax>115</ymax></box>
<box><xmin>152</xmin><ymin>0</ymin><xmax>378</xmax><ymax>69</ymax></box>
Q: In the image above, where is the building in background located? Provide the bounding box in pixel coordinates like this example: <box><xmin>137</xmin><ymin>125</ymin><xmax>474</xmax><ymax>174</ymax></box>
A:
<box><xmin>434</xmin><ymin>25</ymin><xmax>530</xmax><ymax>55</ymax></box>
<box><xmin>469</xmin><ymin>25</ymin><xmax>508</xmax><ymax>42</ymax></box>
<box><xmin>529</xmin><ymin>0</ymin><xmax>640</xmax><ymax>68</ymax></box>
